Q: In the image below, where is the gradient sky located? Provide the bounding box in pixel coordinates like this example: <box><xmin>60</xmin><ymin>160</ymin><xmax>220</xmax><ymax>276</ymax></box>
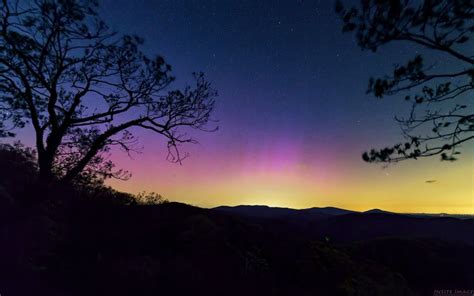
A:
<box><xmin>35</xmin><ymin>0</ymin><xmax>474</xmax><ymax>213</ymax></box>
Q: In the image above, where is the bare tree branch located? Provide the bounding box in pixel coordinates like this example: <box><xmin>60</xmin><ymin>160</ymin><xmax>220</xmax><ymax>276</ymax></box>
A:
<box><xmin>337</xmin><ymin>0</ymin><xmax>473</xmax><ymax>163</ymax></box>
<box><xmin>0</xmin><ymin>0</ymin><xmax>217</xmax><ymax>184</ymax></box>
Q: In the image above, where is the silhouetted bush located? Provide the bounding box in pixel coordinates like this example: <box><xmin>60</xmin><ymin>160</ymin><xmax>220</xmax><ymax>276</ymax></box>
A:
<box><xmin>135</xmin><ymin>191</ymin><xmax>168</xmax><ymax>205</ymax></box>
<box><xmin>0</xmin><ymin>142</ymin><xmax>38</xmax><ymax>205</ymax></box>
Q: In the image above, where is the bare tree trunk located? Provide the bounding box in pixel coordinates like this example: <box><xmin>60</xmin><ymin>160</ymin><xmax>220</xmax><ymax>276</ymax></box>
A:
<box><xmin>38</xmin><ymin>152</ymin><xmax>55</xmax><ymax>183</ymax></box>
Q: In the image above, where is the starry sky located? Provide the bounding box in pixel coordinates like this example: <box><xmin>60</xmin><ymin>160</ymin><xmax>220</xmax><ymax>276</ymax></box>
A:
<box><xmin>85</xmin><ymin>0</ymin><xmax>474</xmax><ymax>213</ymax></box>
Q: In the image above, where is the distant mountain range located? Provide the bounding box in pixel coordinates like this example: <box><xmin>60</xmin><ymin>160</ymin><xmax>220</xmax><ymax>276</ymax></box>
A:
<box><xmin>213</xmin><ymin>205</ymin><xmax>474</xmax><ymax>220</ymax></box>
<box><xmin>213</xmin><ymin>205</ymin><xmax>354</xmax><ymax>220</ymax></box>
<box><xmin>213</xmin><ymin>205</ymin><xmax>474</xmax><ymax>245</ymax></box>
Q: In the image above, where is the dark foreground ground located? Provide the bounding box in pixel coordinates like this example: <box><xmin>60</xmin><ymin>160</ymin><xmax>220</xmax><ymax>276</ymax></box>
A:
<box><xmin>2</xmin><ymin>194</ymin><xmax>474</xmax><ymax>296</ymax></box>
<box><xmin>1</xmin><ymin>151</ymin><xmax>473</xmax><ymax>296</ymax></box>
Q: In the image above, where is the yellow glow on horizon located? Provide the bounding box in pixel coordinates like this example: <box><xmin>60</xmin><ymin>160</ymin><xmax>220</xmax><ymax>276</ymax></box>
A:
<box><xmin>108</xmin><ymin>148</ymin><xmax>473</xmax><ymax>214</ymax></box>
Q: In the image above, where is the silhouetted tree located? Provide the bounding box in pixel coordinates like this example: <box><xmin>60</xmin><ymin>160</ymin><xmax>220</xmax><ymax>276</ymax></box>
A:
<box><xmin>135</xmin><ymin>191</ymin><xmax>167</xmax><ymax>205</ymax></box>
<box><xmin>336</xmin><ymin>0</ymin><xmax>473</xmax><ymax>162</ymax></box>
<box><xmin>0</xmin><ymin>142</ymin><xmax>37</xmax><ymax>195</ymax></box>
<box><xmin>0</xmin><ymin>0</ymin><xmax>217</xmax><ymax>184</ymax></box>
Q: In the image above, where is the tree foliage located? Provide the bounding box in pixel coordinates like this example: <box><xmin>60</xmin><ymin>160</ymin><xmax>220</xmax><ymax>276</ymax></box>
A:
<box><xmin>0</xmin><ymin>141</ymin><xmax>37</xmax><ymax>185</ymax></box>
<box><xmin>336</xmin><ymin>0</ymin><xmax>474</xmax><ymax>162</ymax></box>
<box><xmin>135</xmin><ymin>191</ymin><xmax>167</xmax><ymax>205</ymax></box>
<box><xmin>0</xmin><ymin>0</ymin><xmax>217</xmax><ymax>184</ymax></box>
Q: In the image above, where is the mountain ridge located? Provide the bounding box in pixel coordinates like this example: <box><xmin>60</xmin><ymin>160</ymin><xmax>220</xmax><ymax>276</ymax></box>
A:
<box><xmin>213</xmin><ymin>204</ymin><xmax>474</xmax><ymax>219</ymax></box>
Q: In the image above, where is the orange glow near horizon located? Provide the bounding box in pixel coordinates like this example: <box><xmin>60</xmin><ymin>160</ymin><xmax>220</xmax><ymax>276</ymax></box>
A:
<box><xmin>107</xmin><ymin>139</ymin><xmax>474</xmax><ymax>215</ymax></box>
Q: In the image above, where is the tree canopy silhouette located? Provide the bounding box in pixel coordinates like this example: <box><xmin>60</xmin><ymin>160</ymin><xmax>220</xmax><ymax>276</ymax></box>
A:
<box><xmin>336</xmin><ymin>0</ymin><xmax>473</xmax><ymax>163</ymax></box>
<box><xmin>0</xmin><ymin>0</ymin><xmax>217</xmax><ymax>184</ymax></box>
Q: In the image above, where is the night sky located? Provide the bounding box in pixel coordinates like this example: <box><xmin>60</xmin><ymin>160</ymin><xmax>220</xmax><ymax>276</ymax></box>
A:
<box><xmin>71</xmin><ymin>0</ymin><xmax>474</xmax><ymax>213</ymax></box>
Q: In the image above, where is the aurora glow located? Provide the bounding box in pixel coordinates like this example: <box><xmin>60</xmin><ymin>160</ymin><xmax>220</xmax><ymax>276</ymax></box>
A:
<box><xmin>24</xmin><ymin>0</ymin><xmax>474</xmax><ymax>213</ymax></box>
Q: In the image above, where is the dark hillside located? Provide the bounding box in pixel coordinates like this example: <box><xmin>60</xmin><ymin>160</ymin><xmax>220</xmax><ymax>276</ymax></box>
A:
<box><xmin>0</xmin><ymin>147</ymin><xmax>471</xmax><ymax>296</ymax></box>
<box><xmin>53</xmin><ymin>201</ymin><xmax>415</xmax><ymax>296</ymax></box>
<box><xmin>348</xmin><ymin>238</ymin><xmax>474</xmax><ymax>295</ymax></box>
<box><xmin>308</xmin><ymin>213</ymin><xmax>474</xmax><ymax>244</ymax></box>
